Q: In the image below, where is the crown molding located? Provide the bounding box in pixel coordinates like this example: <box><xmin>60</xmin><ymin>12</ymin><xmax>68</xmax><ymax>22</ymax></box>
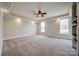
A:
<box><xmin>39</xmin><ymin>13</ymin><xmax>69</xmax><ymax>21</ymax></box>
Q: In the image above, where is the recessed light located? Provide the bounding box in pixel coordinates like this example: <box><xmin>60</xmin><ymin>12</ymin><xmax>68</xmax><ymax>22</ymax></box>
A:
<box><xmin>2</xmin><ymin>8</ymin><xmax>9</xmax><ymax>13</ymax></box>
<box><xmin>31</xmin><ymin>21</ymin><xmax>35</xmax><ymax>24</ymax></box>
<box><xmin>16</xmin><ymin>18</ymin><xmax>22</xmax><ymax>24</ymax></box>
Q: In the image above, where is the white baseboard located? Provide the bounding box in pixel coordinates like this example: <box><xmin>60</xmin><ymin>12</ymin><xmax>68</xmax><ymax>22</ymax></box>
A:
<box><xmin>3</xmin><ymin>34</ymin><xmax>72</xmax><ymax>40</ymax></box>
<box><xmin>3</xmin><ymin>34</ymin><xmax>35</xmax><ymax>40</ymax></box>
<box><xmin>42</xmin><ymin>34</ymin><xmax>72</xmax><ymax>40</ymax></box>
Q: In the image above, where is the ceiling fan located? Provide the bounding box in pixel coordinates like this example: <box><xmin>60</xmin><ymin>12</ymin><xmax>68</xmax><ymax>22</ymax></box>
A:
<box><xmin>33</xmin><ymin>9</ymin><xmax>47</xmax><ymax>17</ymax></box>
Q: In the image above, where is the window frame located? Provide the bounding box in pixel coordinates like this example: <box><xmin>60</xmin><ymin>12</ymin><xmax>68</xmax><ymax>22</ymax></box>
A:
<box><xmin>59</xmin><ymin>18</ymin><xmax>69</xmax><ymax>35</ymax></box>
<box><xmin>40</xmin><ymin>22</ymin><xmax>45</xmax><ymax>32</ymax></box>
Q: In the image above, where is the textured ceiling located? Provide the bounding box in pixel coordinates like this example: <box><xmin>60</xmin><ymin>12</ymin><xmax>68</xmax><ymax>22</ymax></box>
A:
<box><xmin>3</xmin><ymin>2</ymin><xmax>72</xmax><ymax>20</ymax></box>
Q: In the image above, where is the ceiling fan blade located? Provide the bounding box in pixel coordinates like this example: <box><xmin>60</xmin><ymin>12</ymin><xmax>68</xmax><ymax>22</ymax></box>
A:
<box><xmin>42</xmin><ymin>13</ymin><xmax>47</xmax><ymax>14</ymax></box>
<box><xmin>38</xmin><ymin>10</ymin><xmax>42</xmax><ymax>14</ymax></box>
<box><xmin>41</xmin><ymin>15</ymin><xmax>44</xmax><ymax>17</ymax></box>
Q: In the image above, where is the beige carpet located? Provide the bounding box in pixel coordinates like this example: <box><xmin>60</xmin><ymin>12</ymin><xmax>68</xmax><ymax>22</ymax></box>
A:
<box><xmin>2</xmin><ymin>35</ymin><xmax>76</xmax><ymax>56</ymax></box>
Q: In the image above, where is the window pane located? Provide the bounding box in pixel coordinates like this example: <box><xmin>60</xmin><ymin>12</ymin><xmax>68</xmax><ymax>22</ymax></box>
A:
<box><xmin>41</xmin><ymin>22</ymin><xmax>45</xmax><ymax>32</ymax></box>
<box><xmin>59</xmin><ymin>18</ymin><xmax>69</xmax><ymax>34</ymax></box>
<box><xmin>41</xmin><ymin>22</ymin><xmax>45</xmax><ymax>27</ymax></box>
<box><xmin>60</xmin><ymin>29</ymin><xmax>66</xmax><ymax>33</ymax></box>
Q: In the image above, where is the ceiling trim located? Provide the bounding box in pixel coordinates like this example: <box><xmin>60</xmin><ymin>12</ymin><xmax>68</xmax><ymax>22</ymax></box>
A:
<box><xmin>10</xmin><ymin>12</ymin><xmax>34</xmax><ymax>21</ymax></box>
<box><xmin>3</xmin><ymin>2</ymin><xmax>35</xmax><ymax>21</ymax></box>
<box><xmin>39</xmin><ymin>12</ymin><xmax>69</xmax><ymax>21</ymax></box>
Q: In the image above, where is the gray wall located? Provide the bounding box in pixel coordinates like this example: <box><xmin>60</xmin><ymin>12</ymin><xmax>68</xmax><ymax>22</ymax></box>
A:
<box><xmin>0</xmin><ymin>3</ymin><xmax>3</xmax><ymax>56</ymax></box>
<box><xmin>38</xmin><ymin>16</ymin><xmax>72</xmax><ymax>39</ymax></box>
<box><xmin>3</xmin><ymin>14</ymin><xmax>36</xmax><ymax>40</ymax></box>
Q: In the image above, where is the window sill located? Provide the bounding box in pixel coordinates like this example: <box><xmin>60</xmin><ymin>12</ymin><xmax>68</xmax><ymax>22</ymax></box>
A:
<box><xmin>60</xmin><ymin>33</ymin><xmax>70</xmax><ymax>36</ymax></box>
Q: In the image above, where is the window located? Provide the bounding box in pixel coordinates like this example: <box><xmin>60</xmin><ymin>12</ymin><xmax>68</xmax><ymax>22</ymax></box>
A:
<box><xmin>59</xmin><ymin>18</ymin><xmax>69</xmax><ymax>34</ymax></box>
<box><xmin>40</xmin><ymin>22</ymin><xmax>45</xmax><ymax>32</ymax></box>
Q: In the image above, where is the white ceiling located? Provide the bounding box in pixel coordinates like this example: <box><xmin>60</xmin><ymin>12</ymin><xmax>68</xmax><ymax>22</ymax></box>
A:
<box><xmin>3</xmin><ymin>2</ymin><xmax>72</xmax><ymax>20</ymax></box>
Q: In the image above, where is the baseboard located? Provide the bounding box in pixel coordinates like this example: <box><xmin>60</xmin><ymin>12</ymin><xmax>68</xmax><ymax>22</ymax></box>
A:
<box><xmin>3</xmin><ymin>34</ymin><xmax>35</xmax><ymax>40</ymax></box>
<box><xmin>3</xmin><ymin>34</ymin><xmax>72</xmax><ymax>40</ymax></box>
<box><xmin>42</xmin><ymin>34</ymin><xmax>72</xmax><ymax>40</ymax></box>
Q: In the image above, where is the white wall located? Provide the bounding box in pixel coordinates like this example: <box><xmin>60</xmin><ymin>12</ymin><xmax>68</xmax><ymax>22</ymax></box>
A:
<box><xmin>38</xmin><ymin>16</ymin><xmax>72</xmax><ymax>39</ymax></box>
<box><xmin>0</xmin><ymin>3</ymin><xmax>3</xmax><ymax>56</ymax></box>
<box><xmin>3</xmin><ymin>14</ymin><xmax>36</xmax><ymax>40</ymax></box>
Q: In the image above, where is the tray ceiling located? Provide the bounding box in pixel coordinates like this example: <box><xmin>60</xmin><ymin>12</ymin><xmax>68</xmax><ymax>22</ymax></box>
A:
<box><xmin>3</xmin><ymin>2</ymin><xmax>72</xmax><ymax>20</ymax></box>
